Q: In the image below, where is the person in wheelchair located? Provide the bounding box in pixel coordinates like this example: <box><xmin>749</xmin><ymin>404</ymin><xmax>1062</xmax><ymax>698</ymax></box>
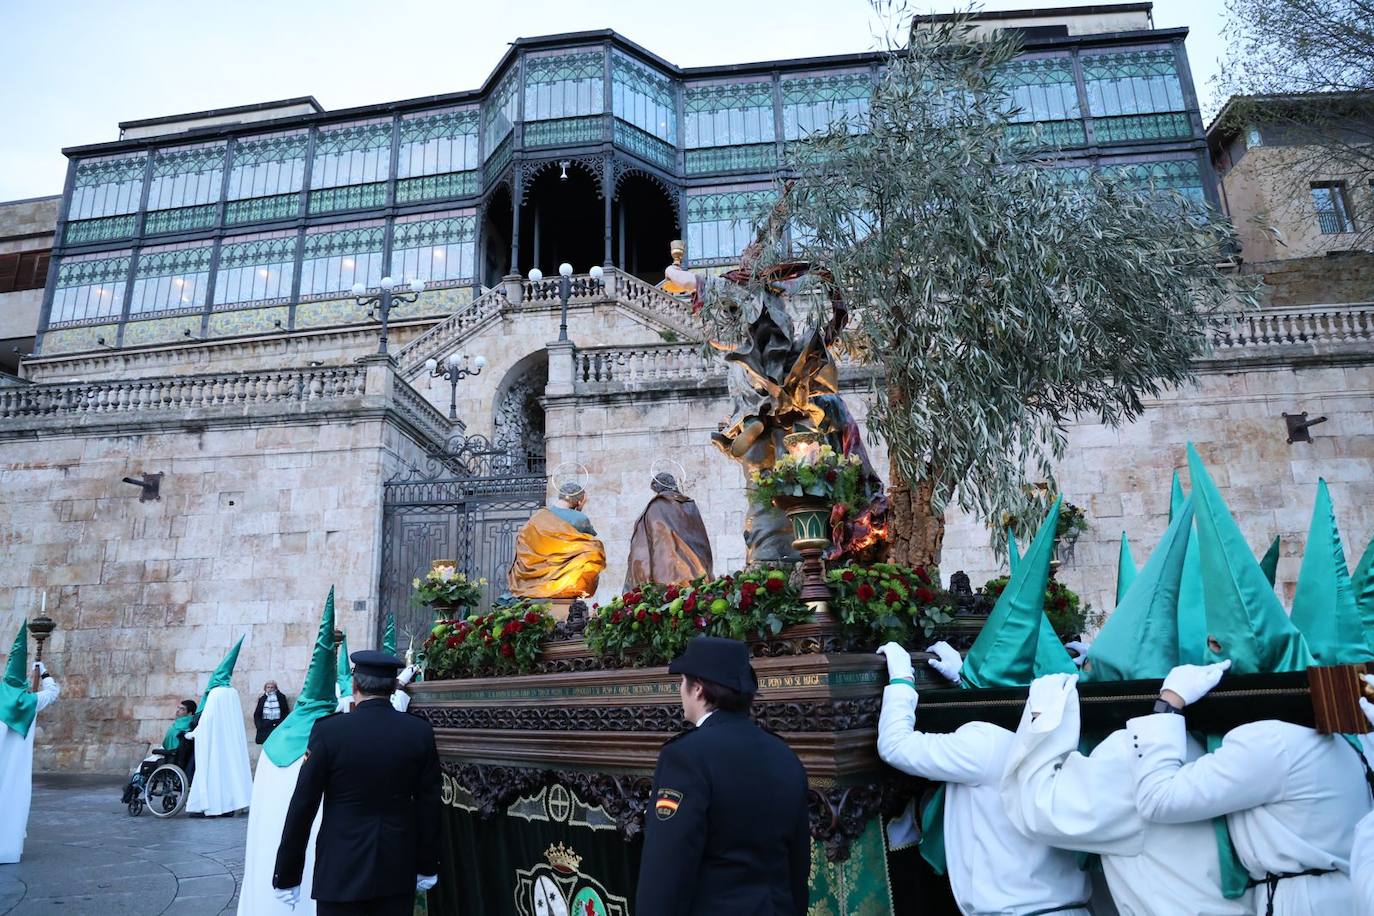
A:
<box><xmin>122</xmin><ymin>699</ymin><xmax>197</xmax><ymax>811</ymax></box>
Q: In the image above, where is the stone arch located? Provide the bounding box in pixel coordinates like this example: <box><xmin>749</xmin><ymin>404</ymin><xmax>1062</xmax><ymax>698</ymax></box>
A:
<box><xmin>491</xmin><ymin>350</ymin><xmax>549</xmax><ymax>466</ymax></box>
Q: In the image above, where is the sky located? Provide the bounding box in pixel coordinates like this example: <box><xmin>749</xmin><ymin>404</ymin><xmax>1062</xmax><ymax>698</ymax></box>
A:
<box><xmin>0</xmin><ymin>0</ymin><xmax>1232</xmax><ymax>202</ymax></box>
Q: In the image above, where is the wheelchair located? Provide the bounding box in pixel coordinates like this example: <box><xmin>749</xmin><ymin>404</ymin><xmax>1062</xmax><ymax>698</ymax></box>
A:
<box><xmin>121</xmin><ymin>739</ymin><xmax>194</xmax><ymax>818</ymax></box>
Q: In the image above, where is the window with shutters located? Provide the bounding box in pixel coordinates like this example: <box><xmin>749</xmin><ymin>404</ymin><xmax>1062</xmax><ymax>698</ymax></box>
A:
<box><xmin>0</xmin><ymin>250</ymin><xmax>50</xmax><ymax>294</ymax></box>
<box><xmin>1311</xmin><ymin>182</ymin><xmax>1356</xmax><ymax>234</ymax></box>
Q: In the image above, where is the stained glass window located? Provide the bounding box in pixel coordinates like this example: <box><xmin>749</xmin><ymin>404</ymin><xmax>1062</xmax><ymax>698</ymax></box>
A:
<box><xmin>397</xmin><ymin>108</ymin><xmax>480</xmax><ymax>203</ymax></box>
<box><xmin>612</xmin><ymin>51</ymin><xmax>677</xmax><ymax>145</ymax></box>
<box><xmin>997</xmin><ymin>56</ymin><xmax>1085</xmax><ymax>146</ymax></box>
<box><xmin>685</xmin><ymin>188</ymin><xmax>777</xmax><ymax>263</ymax></box>
<box><xmin>392</xmin><ymin>213</ymin><xmax>476</xmax><ymax>284</ymax></box>
<box><xmin>484</xmin><ymin>69</ymin><xmax>519</xmax><ymax>160</ymax></box>
<box><xmin>524</xmin><ymin>50</ymin><xmax>604</xmax><ymax>121</ymax></box>
<box><xmin>310</xmin><ymin>120</ymin><xmax>392</xmax><ymax>213</ymax></box>
<box><xmin>226</xmin><ymin>131</ymin><xmax>307</xmax><ymax>224</ymax></box>
<box><xmin>69</xmin><ymin>153</ymin><xmax>146</xmax><ymax>220</ymax></box>
<box><xmin>1101</xmin><ymin>157</ymin><xmax>1207</xmax><ymax>207</ymax></box>
<box><xmin>130</xmin><ymin>242</ymin><xmax>213</xmax><ymax>315</ymax></box>
<box><xmin>145</xmin><ymin>142</ymin><xmax>225</xmax><ymax>234</ymax></box>
<box><xmin>214</xmin><ymin>231</ymin><xmax>298</xmax><ymax>308</ymax></box>
<box><xmin>1083</xmin><ymin>49</ymin><xmax>1190</xmax><ymax>142</ymax></box>
<box><xmin>781</xmin><ymin>72</ymin><xmax>871</xmax><ymax>142</ymax></box>
<box><xmin>299</xmin><ymin>222</ymin><xmax>385</xmax><ymax>298</ymax></box>
<box><xmin>49</xmin><ymin>251</ymin><xmax>131</xmax><ymax>324</ymax></box>
<box><xmin>683</xmin><ymin>80</ymin><xmax>776</xmax><ymax>174</ymax></box>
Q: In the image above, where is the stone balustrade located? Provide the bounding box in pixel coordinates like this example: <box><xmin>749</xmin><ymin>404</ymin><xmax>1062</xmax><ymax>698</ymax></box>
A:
<box><xmin>1208</xmin><ymin>303</ymin><xmax>1374</xmax><ymax>352</ymax></box>
<box><xmin>574</xmin><ymin>343</ymin><xmax>715</xmax><ymax>390</ymax></box>
<box><xmin>395</xmin><ymin>287</ymin><xmax>509</xmax><ymax>378</ymax></box>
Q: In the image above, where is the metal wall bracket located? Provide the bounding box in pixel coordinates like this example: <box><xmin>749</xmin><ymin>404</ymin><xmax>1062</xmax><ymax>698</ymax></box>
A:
<box><xmin>120</xmin><ymin>472</ymin><xmax>162</xmax><ymax>501</ymax></box>
<box><xmin>1283</xmin><ymin>411</ymin><xmax>1327</xmax><ymax>444</ymax></box>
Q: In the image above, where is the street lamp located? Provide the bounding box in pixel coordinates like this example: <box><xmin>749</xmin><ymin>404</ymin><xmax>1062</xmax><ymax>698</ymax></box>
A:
<box><xmin>351</xmin><ymin>276</ymin><xmax>426</xmax><ymax>356</ymax></box>
<box><xmin>529</xmin><ymin>264</ymin><xmax>604</xmax><ymax>343</ymax></box>
<box><xmin>425</xmin><ymin>351</ymin><xmax>487</xmax><ymax>420</ymax></box>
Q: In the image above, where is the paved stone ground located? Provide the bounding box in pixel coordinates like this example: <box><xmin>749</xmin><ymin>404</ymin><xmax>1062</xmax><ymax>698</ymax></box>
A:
<box><xmin>0</xmin><ymin>774</ymin><xmax>246</xmax><ymax>915</ymax></box>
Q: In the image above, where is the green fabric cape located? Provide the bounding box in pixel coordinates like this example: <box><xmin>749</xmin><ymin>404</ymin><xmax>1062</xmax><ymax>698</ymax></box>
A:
<box><xmin>921</xmin><ymin>498</ymin><xmax>1075</xmax><ymax>872</ymax></box>
<box><xmin>1259</xmin><ymin>536</ymin><xmax>1280</xmax><ymax>588</ymax></box>
<box><xmin>1083</xmin><ymin>499</ymin><xmax>1194</xmax><ymax>683</ymax></box>
<box><xmin>1115</xmin><ymin>532</ymin><xmax>1136</xmax><ymax>607</ymax></box>
<box><xmin>1290</xmin><ymin>479</ymin><xmax>1370</xmax><ymax>664</ymax></box>
<box><xmin>336</xmin><ymin>635</ymin><xmax>353</xmax><ymax>698</ymax></box>
<box><xmin>1171</xmin><ymin>471</ymin><xmax>1208</xmax><ymax>666</ymax></box>
<box><xmin>1</xmin><ymin>621</ymin><xmax>38</xmax><ymax>738</ymax></box>
<box><xmin>1353</xmin><ymin>536</ymin><xmax>1374</xmax><ymax>653</ymax></box>
<box><xmin>1007</xmin><ymin>527</ymin><xmax>1021</xmax><ymax>576</ymax></box>
<box><xmin>382</xmin><ymin>613</ymin><xmax>397</xmax><ymax>657</ymax></box>
<box><xmin>162</xmin><ymin>713</ymin><xmax>194</xmax><ymax>751</ymax></box>
<box><xmin>263</xmin><ymin>588</ymin><xmax>339</xmax><ymax>767</ymax></box>
<box><xmin>197</xmin><ymin>635</ymin><xmax>244</xmax><ymax>713</ymax></box>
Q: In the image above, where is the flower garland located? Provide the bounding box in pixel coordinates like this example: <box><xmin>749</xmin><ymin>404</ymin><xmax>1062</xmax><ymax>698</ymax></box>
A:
<box><xmin>584</xmin><ymin>569</ymin><xmax>813</xmax><ymax>668</ymax></box>
<box><xmin>412</xmin><ymin>563</ymin><xmax>486</xmax><ymax>616</ymax></box>
<box><xmin>422</xmin><ymin>600</ymin><xmax>556</xmax><ymax>678</ymax></box>
<box><xmin>748</xmin><ymin>444</ymin><xmax>865</xmax><ymax>510</ymax></box>
<box><xmin>826</xmin><ymin>562</ymin><xmax>954</xmax><ymax>645</ymax></box>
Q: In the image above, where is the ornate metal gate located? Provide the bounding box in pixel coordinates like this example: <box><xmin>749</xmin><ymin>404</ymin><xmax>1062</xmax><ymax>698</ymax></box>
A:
<box><xmin>379</xmin><ymin>435</ymin><xmax>546</xmax><ymax>651</ymax></box>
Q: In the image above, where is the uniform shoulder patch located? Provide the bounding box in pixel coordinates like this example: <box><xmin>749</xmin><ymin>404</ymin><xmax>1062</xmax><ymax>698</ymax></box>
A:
<box><xmin>654</xmin><ymin>788</ymin><xmax>683</xmax><ymax>820</ymax></box>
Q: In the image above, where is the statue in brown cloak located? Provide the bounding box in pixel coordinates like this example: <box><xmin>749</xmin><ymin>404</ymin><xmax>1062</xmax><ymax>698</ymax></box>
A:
<box><xmin>623</xmin><ymin>473</ymin><xmax>714</xmax><ymax>591</ymax></box>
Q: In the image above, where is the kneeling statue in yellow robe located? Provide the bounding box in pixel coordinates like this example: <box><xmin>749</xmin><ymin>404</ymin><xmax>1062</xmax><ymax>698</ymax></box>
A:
<box><xmin>508</xmin><ymin>483</ymin><xmax>607</xmax><ymax>599</ymax></box>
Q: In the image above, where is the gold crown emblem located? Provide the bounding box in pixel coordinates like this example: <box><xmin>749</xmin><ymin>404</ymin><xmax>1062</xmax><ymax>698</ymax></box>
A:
<box><xmin>544</xmin><ymin>842</ymin><xmax>582</xmax><ymax>874</ymax></box>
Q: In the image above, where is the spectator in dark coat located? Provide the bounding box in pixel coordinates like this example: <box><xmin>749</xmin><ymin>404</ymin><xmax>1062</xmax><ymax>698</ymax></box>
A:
<box><xmin>253</xmin><ymin>681</ymin><xmax>290</xmax><ymax>745</ymax></box>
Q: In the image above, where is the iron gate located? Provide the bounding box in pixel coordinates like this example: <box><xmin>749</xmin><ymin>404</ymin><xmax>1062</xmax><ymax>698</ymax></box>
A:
<box><xmin>379</xmin><ymin>435</ymin><xmax>546</xmax><ymax>651</ymax></box>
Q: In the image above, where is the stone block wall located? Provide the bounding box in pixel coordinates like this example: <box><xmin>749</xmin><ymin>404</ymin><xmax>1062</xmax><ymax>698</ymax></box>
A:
<box><xmin>1246</xmin><ymin>251</ymin><xmax>1374</xmax><ymax>308</ymax></box>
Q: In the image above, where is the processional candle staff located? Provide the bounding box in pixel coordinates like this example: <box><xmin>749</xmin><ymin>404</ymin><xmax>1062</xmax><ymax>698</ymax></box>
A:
<box><xmin>30</xmin><ymin>592</ymin><xmax>56</xmax><ymax>692</ymax></box>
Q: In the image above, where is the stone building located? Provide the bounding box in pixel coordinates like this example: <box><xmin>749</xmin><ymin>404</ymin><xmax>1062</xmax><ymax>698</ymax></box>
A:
<box><xmin>0</xmin><ymin>195</ymin><xmax>59</xmax><ymax>376</ymax></box>
<box><xmin>0</xmin><ymin>5</ymin><xmax>1371</xmax><ymax>772</ymax></box>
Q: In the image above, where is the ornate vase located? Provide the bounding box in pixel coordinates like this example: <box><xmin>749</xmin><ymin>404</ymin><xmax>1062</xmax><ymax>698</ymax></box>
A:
<box><xmin>772</xmin><ymin>494</ymin><xmax>835</xmax><ymax>612</ymax></box>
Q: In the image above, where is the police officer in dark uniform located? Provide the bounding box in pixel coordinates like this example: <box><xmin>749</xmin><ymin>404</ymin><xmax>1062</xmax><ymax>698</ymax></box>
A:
<box><xmin>636</xmin><ymin>636</ymin><xmax>812</xmax><ymax>915</ymax></box>
<box><xmin>273</xmin><ymin>650</ymin><xmax>442</xmax><ymax>915</ymax></box>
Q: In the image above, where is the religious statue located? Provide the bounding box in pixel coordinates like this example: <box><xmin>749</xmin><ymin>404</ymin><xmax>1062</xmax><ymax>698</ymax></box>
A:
<box><xmin>663</xmin><ymin>205</ymin><xmax>886</xmax><ymax>565</ymax></box>
<box><xmin>623</xmin><ymin>471</ymin><xmax>715</xmax><ymax>591</ymax></box>
<box><xmin>508</xmin><ymin>482</ymin><xmax>607</xmax><ymax>599</ymax></box>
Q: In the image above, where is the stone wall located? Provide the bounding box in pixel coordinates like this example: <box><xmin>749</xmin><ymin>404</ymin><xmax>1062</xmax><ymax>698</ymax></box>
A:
<box><xmin>1246</xmin><ymin>251</ymin><xmax>1374</xmax><ymax>308</ymax></box>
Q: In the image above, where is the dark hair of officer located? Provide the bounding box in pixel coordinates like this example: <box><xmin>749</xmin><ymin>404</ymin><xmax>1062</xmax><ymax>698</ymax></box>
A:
<box><xmin>351</xmin><ymin>670</ymin><xmax>395</xmax><ymax>698</ymax></box>
<box><xmin>682</xmin><ymin>675</ymin><xmax>752</xmax><ymax>714</ymax></box>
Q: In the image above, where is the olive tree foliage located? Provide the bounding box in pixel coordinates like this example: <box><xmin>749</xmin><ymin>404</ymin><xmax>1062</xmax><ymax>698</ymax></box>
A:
<box><xmin>761</xmin><ymin>10</ymin><xmax>1256</xmax><ymax>566</ymax></box>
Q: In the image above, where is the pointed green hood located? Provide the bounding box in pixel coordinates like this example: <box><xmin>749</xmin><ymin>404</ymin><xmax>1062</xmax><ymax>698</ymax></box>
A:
<box><xmin>1290</xmin><ymin>480</ymin><xmax>1369</xmax><ymax>664</ymax></box>
<box><xmin>1188</xmin><ymin>445</ymin><xmax>1314</xmax><ymax>674</ymax></box>
<box><xmin>963</xmin><ymin>498</ymin><xmax>1076</xmax><ymax>688</ymax></box>
<box><xmin>382</xmin><ymin>613</ymin><xmax>397</xmax><ymax>657</ymax></box>
<box><xmin>1259</xmin><ymin>536</ymin><xmax>1280</xmax><ymax>588</ymax></box>
<box><xmin>263</xmin><ymin>588</ymin><xmax>340</xmax><ymax>767</ymax></box>
<box><xmin>1084</xmin><ymin>500</ymin><xmax>1195</xmax><ymax>683</ymax></box>
<box><xmin>1169</xmin><ymin>469</ymin><xmax>1208</xmax><ymax>666</ymax></box>
<box><xmin>336</xmin><ymin>635</ymin><xmax>353</xmax><ymax>698</ymax></box>
<box><xmin>1116</xmin><ymin>533</ymin><xmax>1136</xmax><ymax>607</ymax></box>
<box><xmin>1007</xmin><ymin>527</ymin><xmax>1021</xmax><ymax>576</ymax></box>
<box><xmin>1</xmin><ymin>621</ymin><xmax>38</xmax><ymax>737</ymax></box>
<box><xmin>198</xmin><ymin>635</ymin><xmax>244</xmax><ymax>711</ymax></box>
<box><xmin>1353</xmin><ymin>536</ymin><xmax>1374</xmax><ymax>654</ymax></box>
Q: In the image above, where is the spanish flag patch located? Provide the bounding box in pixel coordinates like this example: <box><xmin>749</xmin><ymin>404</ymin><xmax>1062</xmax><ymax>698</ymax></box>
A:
<box><xmin>654</xmin><ymin>789</ymin><xmax>683</xmax><ymax>820</ymax></box>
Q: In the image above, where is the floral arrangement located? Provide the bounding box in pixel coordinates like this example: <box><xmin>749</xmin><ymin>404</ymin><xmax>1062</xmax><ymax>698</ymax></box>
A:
<box><xmin>412</xmin><ymin>563</ymin><xmax>486</xmax><ymax>617</ymax></box>
<box><xmin>584</xmin><ymin>569</ymin><xmax>813</xmax><ymax>668</ymax></box>
<box><xmin>748</xmin><ymin>443</ymin><xmax>865</xmax><ymax>510</ymax></box>
<box><xmin>980</xmin><ymin>576</ymin><xmax>1087</xmax><ymax>639</ymax></box>
<box><xmin>422</xmin><ymin>600</ymin><xmax>556</xmax><ymax>678</ymax></box>
<box><xmin>827</xmin><ymin>562</ymin><xmax>954</xmax><ymax>644</ymax></box>
<box><xmin>1055</xmin><ymin>501</ymin><xmax>1090</xmax><ymax>543</ymax></box>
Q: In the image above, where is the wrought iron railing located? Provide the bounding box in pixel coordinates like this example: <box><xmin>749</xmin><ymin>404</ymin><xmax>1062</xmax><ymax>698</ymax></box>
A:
<box><xmin>1316</xmin><ymin>210</ymin><xmax>1355</xmax><ymax>235</ymax></box>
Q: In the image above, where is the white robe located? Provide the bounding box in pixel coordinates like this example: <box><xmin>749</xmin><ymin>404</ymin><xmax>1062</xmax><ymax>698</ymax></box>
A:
<box><xmin>1354</xmin><ymin>811</ymin><xmax>1374</xmax><ymax>916</ymax></box>
<box><xmin>1000</xmin><ymin>688</ymin><xmax>1250</xmax><ymax>915</ymax></box>
<box><xmin>186</xmin><ymin>685</ymin><xmax>253</xmax><ymax>816</ymax></box>
<box><xmin>238</xmin><ymin>754</ymin><xmax>322</xmax><ymax>915</ymax></box>
<box><xmin>1129</xmin><ymin>714</ymin><xmax>1371</xmax><ymax>915</ymax></box>
<box><xmin>0</xmin><ymin>675</ymin><xmax>59</xmax><ymax>864</ymax></box>
<box><xmin>877</xmin><ymin>684</ymin><xmax>1091</xmax><ymax>916</ymax></box>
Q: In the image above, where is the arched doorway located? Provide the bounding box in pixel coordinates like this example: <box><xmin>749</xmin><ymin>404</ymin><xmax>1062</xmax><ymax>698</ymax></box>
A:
<box><xmin>521</xmin><ymin>162</ymin><xmax>603</xmax><ymax>276</ymax></box>
<box><xmin>492</xmin><ymin>351</ymin><xmax>548</xmax><ymax>473</ymax></box>
<box><xmin>613</xmin><ymin>172</ymin><xmax>678</xmax><ymax>282</ymax></box>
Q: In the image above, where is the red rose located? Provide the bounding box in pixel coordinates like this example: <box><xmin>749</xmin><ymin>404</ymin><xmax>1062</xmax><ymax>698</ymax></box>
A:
<box><xmin>884</xmin><ymin>589</ymin><xmax>901</xmax><ymax>605</ymax></box>
<box><xmin>684</xmin><ymin>594</ymin><xmax>697</xmax><ymax>612</ymax></box>
<box><xmin>651</xmin><ymin>613</ymin><xmax>662</xmax><ymax>624</ymax></box>
<box><xmin>914</xmin><ymin>566</ymin><xmax>928</xmax><ymax>582</ymax></box>
<box><xmin>857</xmin><ymin>583</ymin><xmax>876</xmax><ymax>601</ymax></box>
<box><xmin>825</xmin><ymin>468</ymin><xmax>838</xmax><ymax>483</ymax></box>
<box><xmin>446</xmin><ymin>635</ymin><xmax>460</xmax><ymax>648</ymax></box>
<box><xmin>636</xmin><ymin>609</ymin><xmax>647</xmax><ymax>622</ymax></box>
<box><xmin>841</xmin><ymin>570</ymin><xmax>856</xmax><ymax>582</ymax></box>
<box><xmin>916</xmin><ymin>587</ymin><xmax>936</xmax><ymax>604</ymax></box>
<box><xmin>723</xmin><ymin>576</ymin><xmax>734</xmax><ymax>588</ymax></box>
<box><xmin>739</xmin><ymin>595</ymin><xmax>754</xmax><ymax>611</ymax></box>
<box><xmin>694</xmin><ymin>615</ymin><xmax>707</xmax><ymax>629</ymax></box>
<box><xmin>765</xmin><ymin>578</ymin><xmax>784</xmax><ymax>593</ymax></box>
<box><xmin>666</xmin><ymin>585</ymin><xmax>680</xmax><ymax>600</ymax></box>
<box><xmin>500</xmin><ymin>643</ymin><xmax>514</xmax><ymax>658</ymax></box>
<box><xmin>524</xmin><ymin>611</ymin><xmax>541</xmax><ymax>625</ymax></box>
<box><xmin>611</xmin><ymin>610</ymin><xmax>624</xmax><ymax>624</ymax></box>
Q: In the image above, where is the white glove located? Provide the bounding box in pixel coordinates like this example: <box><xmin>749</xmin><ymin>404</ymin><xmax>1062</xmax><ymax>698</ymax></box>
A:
<box><xmin>32</xmin><ymin>661</ymin><xmax>46</xmax><ymax>676</ymax></box>
<box><xmin>924</xmin><ymin>641</ymin><xmax>963</xmax><ymax>685</ymax></box>
<box><xmin>875</xmin><ymin>642</ymin><xmax>914</xmax><ymax>682</ymax></box>
<box><xmin>274</xmin><ymin>886</ymin><xmax>300</xmax><ymax>908</ymax></box>
<box><xmin>416</xmin><ymin>874</ymin><xmax>438</xmax><ymax>892</ymax></box>
<box><xmin>397</xmin><ymin>665</ymin><xmax>417</xmax><ymax>688</ymax></box>
<box><xmin>1064</xmin><ymin>640</ymin><xmax>1090</xmax><ymax>668</ymax></box>
<box><xmin>1359</xmin><ymin>675</ymin><xmax>1374</xmax><ymax>729</ymax></box>
<box><xmin>1027</xmin><ymin>673</ymin><xmax>1078</xmax><ymax>733</ymax></box>
<box><xmin>1160</xmin><ymin>660</ymin><xmax>1231</xmax><ymax>708</ymax></box>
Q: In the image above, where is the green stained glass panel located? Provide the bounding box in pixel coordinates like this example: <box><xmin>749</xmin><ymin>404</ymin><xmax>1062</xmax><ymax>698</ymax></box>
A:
<box><xmin>524</xmin><ymin>116</ymin><xmax>605</xmax><ymax>147</ymax></box>
<box><xmin>396</xmin><ymin>172</ymin><xmax>478</xmax><ymax>204</ymax></box>
<box><xmin>219</xmin><ymin>236</ymin><xmax>298</xmax><ymax>270</ymax></box>
<box><xmin>308</xmin><ymin>182</ymin><xmax>387</xmax><ymax>214</ymax></box>
<box><xmin>685</xmin><ymin>144</ymin><xmax>777</xmax><ymax>174</ymax></box>
<box><xmin>64</xmin><ymin>214</ymin><xmax>137</xmax><ymax>244</ymax></box>
<box><xmin>56</xmin><ymin>254</ymin><xmax>132</xmax><ymax>288</ymax></box>
<box><xmin>686</xmin><ymin>189</ymin><xmax>777</xmax><ymax>223</ymax></box>
<box><xmin>1092</xmin><ymin>112</ymin><xmax>1192</xmax><ymax>142</ymax></box>
<box><xmin>401</xmin><ymin>110</ymin><xmax>478</xmax><ymax>147</ymax></box>
<box><xmin>145</xmin><ymin>204</ymin><xmax>218</xmax><ymax>235</ymax></box>
<box><xmin>613</xmin><ymin>119</ymin><xmax>675</xmax><ymax>170</ymax></box>
<box><xmin>685</xmin><ymin>83</ymin><xmax>774</xmax><ymax>113</ymax></box>
<box><xmin>526</xmin><ymin>50</ymin><xmax>604</xmax><ymax>85</ymax></box>
<box><xmin>303</xmin><ymin>225</ymin><xmax>385</xmax><ymax>259</ymax></box>
<box><xmin>225</xmin><ymin>193</ymin><xmax>301</xmax><ymax>224</ymax></box>
<box><xmin>393</xmin><ymin>215</ymin><xmax>475</xmax><ymax>248</ymax></box>
<box><xmin>135</xmin><ymin>245</ymin><xmax>213</xmax><ymax>279</ymax></box>
<box><xmin>1006</xmin><ymin>120</ymin><xmax>1087</xmax><ymax>148</ymax></box>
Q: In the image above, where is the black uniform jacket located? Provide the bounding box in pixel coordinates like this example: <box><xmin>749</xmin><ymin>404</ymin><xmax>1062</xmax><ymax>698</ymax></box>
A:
<box><xmin>273</xmin><ymin>697</ymin><xmax>442</xmax><ymax>902</ymax></box>
<box><xmin>636</xmin><ymin>709</ymin><xmax>811</xmax><ymax>915</ymax></box>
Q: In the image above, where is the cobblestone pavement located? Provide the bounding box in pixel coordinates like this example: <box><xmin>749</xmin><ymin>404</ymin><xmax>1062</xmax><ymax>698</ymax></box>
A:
<box><xmin>0</xmin><ymin>774</ymin><xmax>246</xmax><ymax>915</ymax></box>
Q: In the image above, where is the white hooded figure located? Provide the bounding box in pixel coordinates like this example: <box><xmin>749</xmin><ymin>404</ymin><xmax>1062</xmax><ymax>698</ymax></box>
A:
<box><xmin>0</xmin><ymin>622</ymin><xmax>60</xmax><ymax>864</ymax></box>
<box><xmin>335</xmin><ymin>635</ymin><xmax>353</xmax><ymax>714</ymax></box>
<box><xmin>1000</xmin><ymin>499</ymin><xmax>1251</xmax><ymax>915</ymax></box>
<box><xmin>875</xmin><ymin>499</ymin><xmax>1091</xmax><ymax>916</ymax></box>
<box><xmin>238</xmin><ymin>591</ymin><xmax>339</xmax><ymax>916</ymax></box>
<box><xmin>185</xmin><ymin>635</ymin><xmax>253</xmax><ymax>816</ymax></box>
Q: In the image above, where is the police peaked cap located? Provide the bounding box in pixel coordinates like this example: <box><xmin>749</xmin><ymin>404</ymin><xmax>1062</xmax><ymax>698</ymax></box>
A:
<box><xmin>350</xmin><ymin>649</ymin><xmax>405</xmax><ymax>678</ymax></box>
<box><xmin>668</xmin><ymin>637</ymin><xmax>759</xmax><ymax>695</ymax></box>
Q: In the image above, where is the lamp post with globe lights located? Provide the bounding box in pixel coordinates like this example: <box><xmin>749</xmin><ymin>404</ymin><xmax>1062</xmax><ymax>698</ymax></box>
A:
<box><xmin>351</xmin><ymin>276</ymin><xmax>426</xmax><ymax>356</ymax></box>
<box><xmin>528</xmin><ymin>263</ymin><xmax>605</xmax><ymax>342</ymax></box>
<box><xmin>425</xmin><ymin>352</ymin><xmax>487</xmax><ymax>420</ymax></box>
